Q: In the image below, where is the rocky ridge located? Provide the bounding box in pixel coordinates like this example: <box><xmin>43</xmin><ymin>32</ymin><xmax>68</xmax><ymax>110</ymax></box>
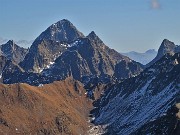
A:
<box><xmin>90</xmin><ymin>52</ymin><xmax>180</xmax><ymax>135</ymax></box>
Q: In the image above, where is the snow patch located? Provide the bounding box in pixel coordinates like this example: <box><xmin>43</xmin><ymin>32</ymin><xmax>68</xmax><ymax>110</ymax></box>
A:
<box><xmin>94</xmin><ymin>79</ymin><xmax>177</xmax><ymax>135</ymax></box>
<box><xmin>38</xmin><ymin>84</ymin><xmax>44</xmax><ymax>87</ymax></box>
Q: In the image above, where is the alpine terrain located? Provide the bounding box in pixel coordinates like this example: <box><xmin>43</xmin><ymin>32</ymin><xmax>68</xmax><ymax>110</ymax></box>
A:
<box><xmin>0</xmin><ymin>19</ymin><xmax>180</xmax><ymax>135</ymax></box>
<box><xmin>2</xmin><ymin>19</ymin><xmax>143</xmax><ymax>87</ymax></box>
<box><xmin>90</xmin><ymin>52</ymin><xmax>180</xmax><ymax>135</ymax></box>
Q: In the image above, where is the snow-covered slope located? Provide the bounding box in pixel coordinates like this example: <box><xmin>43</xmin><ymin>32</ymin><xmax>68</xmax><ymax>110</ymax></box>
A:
<box><xmin>122</xmin><ymin>49</ymin><xmax>157</xmax><ymax>65</ymax></box>
<box><xmin>90</xmin><ymin>52</ymin><xmax>180</xmax><ymax>135</ymax></box>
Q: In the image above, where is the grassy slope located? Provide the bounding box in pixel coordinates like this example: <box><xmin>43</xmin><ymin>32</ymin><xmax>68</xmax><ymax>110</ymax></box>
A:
<box><xmin>0</xmin><ymin>78</ymin><xmax>92</xmax><ymax>135</ymax></box>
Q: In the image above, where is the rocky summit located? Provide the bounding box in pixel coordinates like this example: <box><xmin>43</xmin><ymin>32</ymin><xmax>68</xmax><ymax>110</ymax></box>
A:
<box><xmin>0</xmin><ymin>40</ymin><xmax>28</xmax><ymax>64</ymax></box>
<box><xmin>3</xmin><ymin>20</ymin><xmax>143</xmax><ymax>87</ymax></box>
<box><xmin>20</xmin><ymin>19</ymin><xmax>84</xmax><ymax>73</ymax></box>
<box><xmin>146</xmin><ymin>39</ymin><xmax>180</xmax><ymax>67</ymax></box>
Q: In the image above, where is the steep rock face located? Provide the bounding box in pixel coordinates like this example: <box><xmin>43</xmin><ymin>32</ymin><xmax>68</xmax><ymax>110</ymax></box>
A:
<box><xmin>3</xmin><ymin>30</ymin><xmax>143</xmax><ymax>86</ymax></box>
<box><xmin>90</xmin><ymin>52</ymin><xmax>180</xmax><ymax>135</ymax></box>
<box><xmin>20</xmin><ymin>19</ymin><xmax>84</xmax><ymax>73</ymax></box>
<box><xmin>0</xmin><ymin>40</ymin><xmax>28</xmax><ymax>64</ymax></box>
<box><xmin>0</xmin><ymin>54</ymin><xmax>22</xmax><ymax>81</ymax></box>
<box><xmin>114</xmin><ymin>60</ymin><xmax>143</xmax><ymax>80</ymax></box>
<box><xmin>2</xmin><ymin>60</ymin><xmax>29</xmax><ymax>84</ymax></box>
<box><xmin>0</xmin><ymin>55</ymin><xmax>7</xmax><ymax>76</ymax></box>
<box><xmin>134</xmin><ymin>105</ymin><xmax>180</xmax><ymax>135</ymax></box>
<box><xmin>0</xmin><ymin>78</ymin><xmax>92</xmax><ymax>135</ymax></box>
<box><xmin>20</xmin><ymin>40</ymin><xmax>67</xmax><ymax>72</ymax></box>
<box><xmin>146</xmin><ymin>39</ymin><xmax>180</xmax><ymax>67</ymax></box>
<box><xmin>42</xmin><ymin>32</ymin><xmax>143</xmax><ymax>82</ymax></box>
<box><xmin>35</xmin><ymin>19</ymin><xmax>84</xmax><ymax>43</ymax></box>
<box><xmin>20</xmin><ymin>19</ymin><xmax>143</xmax><ymax>76</ymax></box>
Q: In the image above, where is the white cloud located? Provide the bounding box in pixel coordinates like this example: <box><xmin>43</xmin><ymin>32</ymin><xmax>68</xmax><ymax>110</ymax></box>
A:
<box><xmin>151</xmin><ymin>0</ymin><xmax>160</xmax><ymax>9</ymax></box>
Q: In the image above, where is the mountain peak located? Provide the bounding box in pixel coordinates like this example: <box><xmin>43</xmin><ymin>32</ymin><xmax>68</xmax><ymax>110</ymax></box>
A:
<box><xmin>7</xmin><ymin>40</ymin><xmax>14</xmax><ymax>44</ymax></box>
<box><xmin>34</xmin><ymin>19</ymin><xmax>84</xmax><ymax>43</ymax></box>
<box><xmin>88</xmin><ymin>31</ymin><xmax>96</xmax><ymax>36</ymax></box>
<box><xmin>51</xmin><ymin>19</ymin><xmax>73</xmax><ymax>28</ymax></box>
<box><xmin>159</xmin><ymin>39</ymin><xmax>176</xmax><ymax>55</ymax></box>
<box><xmin>146</xmin><ymin>39</ymin><xmax>177</xmax><ymax>67</ymax></box>
<box><xmin>87</xmin><ymin>31</ymin><xmax>103</xmax><ymax>43</ymax></box>
<box><xmin>0</xmin><ymin>40</ymin><xmax>28</xmax><ymax>64</ymax></box>
<box><xmin>87</xmin><ymin>31</ymin><xmax>97</xmax><ymax>38</ymax></box>
<box><xmin>4</xmin><ymin>40</ymin><xmax>16</xmax><ymax>48</ymax></box>
<box><xmin>161</xmin><ymin>39</ymin><xmax>175</xmax><ymax>46</ymax></box>
<box><xmin>58</xmin><ymin>19</ymin><xmax>71</xmax><ymax>24</ymax></box>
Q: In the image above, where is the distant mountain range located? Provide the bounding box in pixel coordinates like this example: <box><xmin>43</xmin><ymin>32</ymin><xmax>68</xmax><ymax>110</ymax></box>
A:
<box><xmin>0</xmin><ymin>19</ymin><xmax>180</xmax><ymax>135</ymax></box>
<box><xmin>122</xmin><ymin>49</ymin><xmax>157</xmax><ymax>65</ymax></box>
<box><xmin>123</xmin><ymin>39</ymin><xmax>180</xmax><ymax>67</ymax></box>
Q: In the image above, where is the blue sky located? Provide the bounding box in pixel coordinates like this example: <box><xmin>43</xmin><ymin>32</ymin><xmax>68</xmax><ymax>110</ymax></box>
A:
<box><xmin>0</xmin><ymin>0</ymin><xmax>180</xmax><ymax>52</ymax></box>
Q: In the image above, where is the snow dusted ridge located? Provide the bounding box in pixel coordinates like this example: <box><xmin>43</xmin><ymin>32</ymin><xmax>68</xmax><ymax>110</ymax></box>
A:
<box><xmin>91</xmin><ymin>53</ymin><xmax>180</xmax><ymax>135</ymax></box>
<box><xmin>94</xmin><ymin>81</ymin><xmax>177</xmax><ymax>134</ymax></box>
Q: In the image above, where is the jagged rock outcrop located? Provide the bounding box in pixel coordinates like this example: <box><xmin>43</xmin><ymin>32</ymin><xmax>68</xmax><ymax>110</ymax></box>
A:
<box><xmin>3</xmin><ymin>20</ymin><xmax>143</xmax><ymax>86</ymax></box>
<box><xmin>20</xmin><ymin>19</ymin><xmax>84</xmax><ymax>73</ymax></box>
<box><xmin>42</xmin><ymin>31</ymin><xmax>143</xmax><ymax>81</ymax></box>
<box><xmin>20</xmin><ymin>39</ymin><xmax>67</xmax><ymax>72</ymax></box>
<box><xmin>0</xmin><ymin>55</ymin><xmax>7</xmax><ymax>77</ymax></box>
<box><xmin>0</xmin><ymin>40</ymin><xmax>28</xmax><ymax>64</ymax></box>
<box><xmin>35</xmin><ymin>19</ymin><xmax>84</xmax><ymax>43</ymax></box>
<box><xmin>146</xmin><ymin>39</ymin><xmax>180</xmax><ymax>67</ymax></box>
